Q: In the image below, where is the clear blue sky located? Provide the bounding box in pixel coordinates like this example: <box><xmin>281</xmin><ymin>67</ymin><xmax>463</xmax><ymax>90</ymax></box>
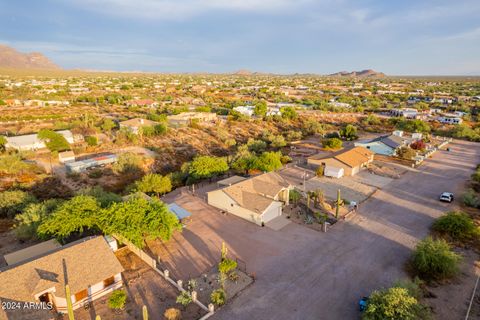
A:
<box><xmin>1</xmin><ymin>0</ymin><xmax>479</xmax><ymax>75</ymax></box>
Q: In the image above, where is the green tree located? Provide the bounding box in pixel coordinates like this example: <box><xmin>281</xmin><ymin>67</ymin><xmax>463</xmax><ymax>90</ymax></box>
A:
<box><xmin>281</xmin><ymin>106</ymin><xmax>297</xmax><ymax>120</ymax></box>
<box><xmin>134</xmin><ymin>173</ymin><xmax>172</xmax><ymax>196</ymax></box>
<box><xmin>322</xmin><ymin>138</ymin><xmax>343</xmax><ymax>149</ymax></box>
<box><xmin>340</xmin><ymin>124</ymin><xmax>358</xmax><ymax>141</ymax></box>
<box><xmin>14</xmin><ymin>199</ymin><xmax>61</xmax><ymax>240</ymax></box>
<box><xmin>100</xmin><ymin>197</ymin><xmax>181</xmax><ymax>248</ymax></box>
<box><xmin>246</xmin><ymin>138</ymin><xmax>267</xmax><ymax>153</ymax></box>
<box><xmin>0</xmin><ymin>135</ymin><xmax>7</xmax><ymax>152</ymax></box>
<box><xmin>252</xmin><ymin>151</ymin><xmax>283</xmax><ymax>172</ymax></box>
<box><xmin>188</xmin><ymin>156</ymin><xmax>229</xmax><ymax>180</ymax></box>
<box><xmin>101</xmin><ymin>119</ymin><xmax>117</xmax><ymax>133</ymax></box>
<box><xmin>231</xmin><ymin>145</ymin><xmax>255</xmax><ymax>174</ymax></box>
<box><xmin>254</xmin><ymin>101</ymin><xmax>267</xmax><ymax>117</ymax></box>
<box><xmin>412</xmin><ymin>237</ymin><xmax>461</xmax><ymax>280</ymax></box>
<box><xmin>0</xmin><ymin>190</ymin><xmax>37</xmax><ymax>218</ymax></box>
<box><xmin>37</xmin><ymin>195</ymin><xmax>100</xmax><ymax>240</ymax></box>
<box><xmin>76</xmin><ymin>186</ymin><xmax>122</xmax><ymax>208</ymax></box>
<box><xmin>37</xmin><ymin>129</ymin><xmax>71</xmax><ymax>152</ymax></box>
<box><xmin>396</xmin><ymin>119</ymin><xmax>430</xmax><ymax>133</ymax></box>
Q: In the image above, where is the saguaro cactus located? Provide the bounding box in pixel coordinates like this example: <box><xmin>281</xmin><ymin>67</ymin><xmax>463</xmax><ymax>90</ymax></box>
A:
<box><xmin>65</xmin><ymin>284</ymin><xmax>75</xmax><ymax>320</ymax></box>
<box><xmin>142</xmin><ymin>305</ymin><xmax>149</xmax><ymax>320</ymax></box>
<box><xmin>335</xmin><ymin>189</ymin><xmax>341</xmax><ymax>219</ymax></box>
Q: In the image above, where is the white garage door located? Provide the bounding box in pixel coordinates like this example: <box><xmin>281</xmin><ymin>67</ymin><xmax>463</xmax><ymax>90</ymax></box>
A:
<box><xmin>262</xmin><ymin>203</ymin><xmax>282</xmax><ymax>223</ymax></box>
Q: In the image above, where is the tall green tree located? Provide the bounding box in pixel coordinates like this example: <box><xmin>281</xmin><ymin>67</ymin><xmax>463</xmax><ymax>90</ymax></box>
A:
<box><xmin>252</xmin><ymin>152</ymin><xmax>283</xmax><ymax>172</ymax></box>
<box><xmin>188</xmin><ymin>156</ymin><xmax>229</xmax><ymax>180</ymax></box>
<box><xmin>253</xmin><ymin>101</ymin><xmax>267</xmax><ymax>117</ymax></box>
<box><xmin>100</xmin><ymin>197</ymin><xmax>181</xmax><ymax>247</ymax></box>
<box><xmin>134</xmin><ymin>173</ymin><xmax>172</xmax><ymax>196</ymax></box>
<box><xmin>37</xmin><ymin>195</ymin><xmax>100</xmax><ymax>240</ymax></box>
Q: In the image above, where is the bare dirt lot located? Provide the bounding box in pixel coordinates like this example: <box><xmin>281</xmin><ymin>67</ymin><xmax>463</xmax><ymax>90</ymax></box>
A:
<box><xmin>73</xmin><ymin>248</ymin><xmax>206</xmax><ymax>320</ymax></box>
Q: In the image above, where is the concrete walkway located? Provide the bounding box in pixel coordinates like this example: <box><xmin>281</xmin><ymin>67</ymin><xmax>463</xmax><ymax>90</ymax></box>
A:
<box><xmin>265</xmin><ymin>216</ymin><xmax>291</xmax><ymax>231</ymax></box>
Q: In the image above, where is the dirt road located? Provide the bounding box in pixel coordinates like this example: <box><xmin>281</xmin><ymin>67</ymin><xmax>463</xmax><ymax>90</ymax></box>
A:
<box><xmin>214</xmin><ymin>140</ymin><xmax>480</xmax><ymax>320</ymax></box>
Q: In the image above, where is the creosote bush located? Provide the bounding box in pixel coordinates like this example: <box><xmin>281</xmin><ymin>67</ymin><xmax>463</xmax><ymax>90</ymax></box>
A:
<box><xmin>432</xmin><ymin>211</ymin><xmax>479</xmax><ymax>241</ymax></box>
<box><xmin>411</xmin><ymin>237</ymin><xmax>461</xmax><ymax>281</ymax></box>
<box><xmin>108</xmin><ymin>290</ymin><xmax>127</xmax><ymax>309</ymax></box>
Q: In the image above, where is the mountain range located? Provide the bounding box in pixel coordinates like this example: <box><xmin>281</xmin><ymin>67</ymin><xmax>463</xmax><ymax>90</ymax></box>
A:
<box><xmin>0</xmin><ymin>44</ymin><xmax>60</xmax><ymax>69</ymax></box>
<box><xmin>328</xmin><ymin>69</ymin><xmax>385</xmax><ymax>77</ymax></box>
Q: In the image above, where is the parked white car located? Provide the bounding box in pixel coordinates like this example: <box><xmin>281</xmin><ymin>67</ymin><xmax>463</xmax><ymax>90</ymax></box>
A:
<box><xmin>439</xmin><ymin>192</ymin><xmax>454</xmax><ymax>203</ymax></box>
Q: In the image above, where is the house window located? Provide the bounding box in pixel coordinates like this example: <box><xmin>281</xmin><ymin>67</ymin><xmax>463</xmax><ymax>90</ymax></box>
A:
<box><xmin>103</xmin><ymin>276</ymin><xmax>115</xmax><ymax>288</ymax></box>
<box><xmin>74</xmin><ymin>289</ymin><xmax>88</xmax><ymax>302</ymax></box>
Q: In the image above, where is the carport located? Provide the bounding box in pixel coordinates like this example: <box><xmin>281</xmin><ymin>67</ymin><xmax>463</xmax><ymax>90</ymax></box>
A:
<box><xmin>167</xmin><ymin>203</ymin><xmax>192</xmax><ymax>222</ymax></box>
<box><xmin>216</xmin><ymin>175</ymin><xmax>246</xmax><ymax>187</ymax></box>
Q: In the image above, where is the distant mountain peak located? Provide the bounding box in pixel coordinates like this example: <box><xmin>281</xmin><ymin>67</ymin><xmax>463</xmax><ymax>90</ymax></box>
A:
<box><xmin>329</xmin><ymin>69</ymin><xmax>385</xmax><ymax>77</ymax></box>
<box><xmin>0</xmin><ymin>44</ymin><xmax>60</xmax><ymax>70</ymax></box>
<box><xmin>233</xmin><ymin>69</ymin><xmax>254</xmax><ymax>75</ymax></box>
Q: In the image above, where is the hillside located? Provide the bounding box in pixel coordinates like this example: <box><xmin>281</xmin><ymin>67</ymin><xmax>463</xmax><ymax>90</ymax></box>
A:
<box><xmin>0</xmin><ymin>44</ymin><xmax>60</xmax><ymax>69</ymax></box>
<box><xmin>329</xmin><ymin>69</ymin><xmax>385</xmax><ymax>77</ymax></box>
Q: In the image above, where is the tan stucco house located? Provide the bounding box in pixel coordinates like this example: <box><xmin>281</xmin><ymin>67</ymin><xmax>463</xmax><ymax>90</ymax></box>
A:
<box><xmin>307</xmin><ymin>146</ymin><xmax>374</xmax><ymax>176</ymax></box>
<box><xmin>207</xmin><ymin>172</ymin><xmax>292</xmax><ymax>225</ymax></box>
<box><xmin>0</xmin><ymin>236</ymin><xmax>123</xmax><ymax>319</ymax></box>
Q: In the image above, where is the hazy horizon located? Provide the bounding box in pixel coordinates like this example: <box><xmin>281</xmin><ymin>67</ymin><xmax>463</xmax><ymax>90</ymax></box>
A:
<box><xmin>1</xmin><ymin>0</ymin><xmax>479</xmax><ymax>75</ymax></box>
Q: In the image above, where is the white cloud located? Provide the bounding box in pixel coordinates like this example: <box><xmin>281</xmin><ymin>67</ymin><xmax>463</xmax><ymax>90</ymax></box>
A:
<box><xmin>66</xmin><ymin>0</ymin><xmax>309</xmax><ymax>20</ymax></box>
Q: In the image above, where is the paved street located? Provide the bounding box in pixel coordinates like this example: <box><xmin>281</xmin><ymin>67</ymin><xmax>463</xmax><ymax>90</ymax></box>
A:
<box><xmin>214</xmin><ymin>140</ymin><xmax>480</xmax><ymax>320</ymax></box>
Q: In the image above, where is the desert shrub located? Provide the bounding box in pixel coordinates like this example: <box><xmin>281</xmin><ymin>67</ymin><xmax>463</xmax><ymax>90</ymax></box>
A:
<box><xmin>164</xmin><ymin>308</ymin><xmax>181</xmax><ymax>320</ymax></box>
<box><xmin>87</xmin><ymin>168</ymin><xmax>103</xmax><ymax>179</ymax></box>
<box><xmin>108</xmin><ymin>290</ymin><xmax>127</xmax><ymax>309</ymax></box>
<box><xmin>246</xmin><ymin>138</ymin><xmax>267</xmax><ymax>153</ymax></box>
<box><xmin>0</xmin><ymin>154</ymin><xmax>37</xmax><ymax>174</ymax></box>
<box><xmin>188</xmin><ymin>156</ymin><xmax>229</xmax><ymax>180</ymax></box>
<box><xmin>362</xmin><ymin>286</ymin><xmax>430</xmax><ymax>320</ymax></box>
<box><xmin>0</xmin><ymin>190</ymin><xmax>37</xmax><ymax>218</ymax></box>
<box><xmin>340</xmin><ymin>124</ymin><xmax>358</xmax><ymax>141</ymax></box>
<box><xmin>285</xmin><ymin>130</ymin><xmax>302</xmax><ymax>141</ymax></box>
<box><xmin>410</xmin><ymin>140</ymin><xmax>426</xmax><ymax>150</ymax></box>
<box><xmin>463</xmin><ymin>189</ymin><xmax>480</xmax><ymax>208</ymax></box>
<box><xmin>322</xmin><ymin>138</ymin><xmax>343</xmax><ymax>150</ymax></box>
<box><xmin>316</xmin><ymin>165</ymin><xmax>324</xmax><ymax>176</ymax></box>
<box><xmin>411</xmin><ymin>237</ymin><xmax>461</xmax><ymax>280</ymax></box>
<box><xmin>363</xmin><ymin>114</ymin><xmax>381</xmax><ymax>126</ymax></box>
<box><xmin>433</xmin><ymin>211</ymin><xmax>479</xmax><ymax>241</ymax></box>
<box><xmin>76</xmin><ymin>186</ymin><xmax>122</xmax><ymax>208</ymax></box>
<box><xmin>176</xmin><ymin>291</ymin><xmax>192</xmax><ymax>306</ymax></box>
<box><xmin>218</xmin><ymin>258</ymin><xmax>237</xmax><ymax>274</ymax></box>
<box><xmin>112</xmin><ymin>152</ymin><xmax>143</xmax><ymax>174</ymax></box>
<box><xmin>396</xmin><ymin>146</ymin><xmax>416</xmax><ymax>160</ymax></box>
<box><xmin>210</xmin><ymin>288</ymin><xmax>226</xmax><ymax>306</ymax></box>
<box><xmin>85</xmin><ymin>136</ymin><xmax>98</xmax><ymax>146</ymax></box>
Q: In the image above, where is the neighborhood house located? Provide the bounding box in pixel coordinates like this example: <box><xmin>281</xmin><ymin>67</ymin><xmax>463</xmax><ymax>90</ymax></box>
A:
<box><xmin>5</xmin><ymin>130</ymin><xmax>74</xmax><ymax>151</ymax></box>
<box><xmin>207</xmin><ymin>172</ymin><xmax>292</xmax><ymax>225</ymax></box>
<box><xmin>0</xmin><ymin>236</ymin><xmax>123</xmax><ymax>319</ymax></box>
<box><xmin>308</xmin><ymin>146</ymin><xmax>374</xmax><ymax>177</ymax></box>
<box><xmin>119</xmin><ymin>118</ymin><xmax>159</xmax><ymax>134</ymax></box>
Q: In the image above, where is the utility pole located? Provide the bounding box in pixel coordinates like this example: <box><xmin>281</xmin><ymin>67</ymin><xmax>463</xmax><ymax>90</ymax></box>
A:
<box><xmin>335</xmin><ymin>189</ymin><xmax>341</xmax><ymax>219</ymax></box>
